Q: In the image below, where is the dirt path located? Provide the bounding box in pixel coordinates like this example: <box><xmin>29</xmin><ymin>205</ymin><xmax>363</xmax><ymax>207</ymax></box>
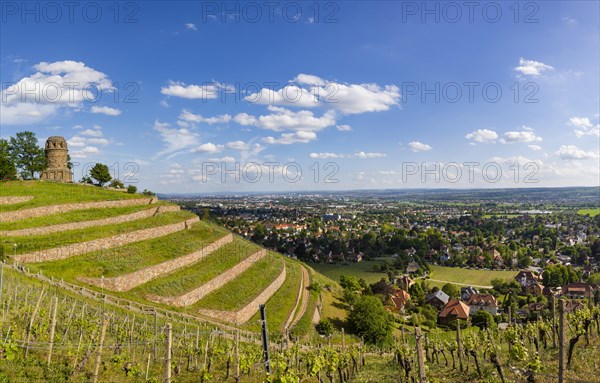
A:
<box><xmin>289</xmin><ymin>265</ymin><xmax>310</xmax><ymax>330</ymax></box>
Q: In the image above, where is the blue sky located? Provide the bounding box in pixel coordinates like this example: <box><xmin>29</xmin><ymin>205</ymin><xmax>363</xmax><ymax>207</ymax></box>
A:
<box><xmin>1</xmin><ymin>1</ymin><xmax>599</xmax><ymax>192</ymax></box>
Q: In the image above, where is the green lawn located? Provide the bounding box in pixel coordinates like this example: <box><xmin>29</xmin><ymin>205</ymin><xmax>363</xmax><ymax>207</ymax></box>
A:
<box><xmin>194</xmin><ymin>252</ymin><xmax>284</xmax><ymax>311</ymax></box>
<box><xmin>577</xmin><ymin>208</ymin><xmax>600</xmax><ymax>217</ymax></box>
<box><xmin>134</xmin><ymin>237</ymin><xmax>261</xmax><ymax>297</ymax></box>
<box><xmin>30</xmin><ymin>220</ymin><xmax>228</xmax><ymax>280</ymax></box>
<box><xmin>428</xmin><ymin>265</ymin><xmax>518</xmax><ymax>288</ymax></box>
<box><xmin>0</xmin><ymin>180</ymin><xmax>140</xmax><ymax>212</ymax></box>
<box><xmin>311</xmin><ymin>260</ymin><xmax>387</xmax><ymax>285</ymax></box>
<box><xmin>0</xmin><ymin>203</ymin><xmax>169</xmax><ymax>231</ymax></box>
<box><xmin>3</xmin><ymin>210</ymin><xmax>195</xmax><ymax>255</ymax></box>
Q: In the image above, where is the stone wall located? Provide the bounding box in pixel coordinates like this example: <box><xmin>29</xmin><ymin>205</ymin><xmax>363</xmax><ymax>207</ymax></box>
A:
<box><xmin>0</xmin><ymin>196</ymin><xmax>34</xmax><ymax>205</ymax></box>
<box><xmin>150</xmin><ymin>249</ymin><xmax>267</xmax><ymax>307</ymax></box>
<box><xmin>198</xmin><ymin>260</ymin><xmax>286</xmax><ymax>324</ymax></box>
<box><xmin>1</xmin><ymin>197</ymin><xmax>155</xmax><ymax>222</ymax></box>
<box><xmin>80</xmin><ymin>233</ymin><xmax>234</xmax><ymax>292</ymax></box>
<box><xmin>2</xmin><ymin>205</ymin><xmax>181</xmax><ymax>236</ymax></box>
<box><xmin>15</xmin><ymin>216</ymin><xmax>199</xmax><ymax>263</ymax></box>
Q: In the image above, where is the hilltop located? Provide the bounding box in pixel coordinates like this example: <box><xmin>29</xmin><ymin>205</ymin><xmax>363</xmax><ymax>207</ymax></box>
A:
<box><xmin>0</xmin><ymin>180</ymin><xmax>330</xmax><ymax>337</ymax></box>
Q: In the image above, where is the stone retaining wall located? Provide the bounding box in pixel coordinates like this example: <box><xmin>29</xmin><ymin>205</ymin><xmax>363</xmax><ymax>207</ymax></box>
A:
<box><xmin>15</xmin><ymin>216</ymin><xmax>199</xmax><ymax>263</ymax></box>
<box><xmin>80</xmin><ymin>233</ymin><xmax>234</xmax><ymax>292</ymax></box>
<box><xmin>150</xmin><ymin>248</ymin><xmax>267</xmax><ymax>307</ymax></box>
<box><xmin>198</xmin><ymin>260</ymin><xmax>286</xmax><ymax>324</ymax></box>
<box><xmin>0</xmin><ymin>196</ymin><xmax>34</xmax><ymax>205</ymax></box>
<box><xmin>2</xmin><ymin>205</ymin><xmax>181</xmax><ymax>236</ymax></box>
<box><xmin>1</xmin><ymin>197</ymin><xmax>156</xmax><ymax>222</ymax></box>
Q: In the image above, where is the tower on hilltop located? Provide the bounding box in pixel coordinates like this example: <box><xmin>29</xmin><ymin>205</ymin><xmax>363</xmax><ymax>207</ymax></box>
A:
<box><xmin>40</xmin><ymin>136</ymin><xmax>72</xmax><ymax>183</ymax></box>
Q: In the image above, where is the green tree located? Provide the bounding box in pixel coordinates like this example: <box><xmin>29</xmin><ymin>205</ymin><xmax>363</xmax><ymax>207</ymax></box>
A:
<box><xmin>442</xmin><ymin>283</ymin><xmax>460</xmax><ymax>299</ymax></box>
<box><xmin>472</xmin><ymin>310</ymin><xmax>495</xmax><ymax>330</ymax></box>
<box><xmin>0</xmin><ymin>154</ymin><xmax>17</xmax><ymax>180</ymax></box>
<box><xmin>315</xmin><ymin>319</ymin><xmax>334</xmax><ymax>336</ymax></box>
<box><xmin>0</xmin><ymin>140</ymin><xmax>17</xmax><ymax>180</ymax></box>
<box><xmin>347</xmin><ymin>295</ymin><xmax>393</xmax><ymax>346</ymax></box>
<box><xmin>409</xmin><ymin>282</ymin><xmax>425</xmax><ymax>305</ymax></box>
<box><xmin>8</xmin><ymin>131</ymin><xmax>45</xmax><ymax>179</ymax></box>
<box><xmin>89</xmin><ymin>163</ymin><xmax>112</xmax><ymax>186</ymax></box>
<box><xmin>126</xmin><ymin>185</ymin><xmax>137</xmax><ymax>194</ymax></box>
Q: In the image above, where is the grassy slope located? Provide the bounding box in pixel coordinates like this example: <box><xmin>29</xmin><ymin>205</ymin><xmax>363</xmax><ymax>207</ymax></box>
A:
<box><xmin>194</xmin><ymin>251</ymin><xmax>284</xmax><ymax>311</ymax></box>
<box><xmin>0</xmin><ymin>181</ymin><xmax>336</xmax><ymax>338</ymax></box>
<box><xmin>243</xmin><ymin>259</ymin><xmax>302</xmax><ymax>334</ymax></box>
<box><xmin>30</xmin><ymin>220</ymin><xmax>228</xmax><ymax>279</ymax></box>
<box><xmin>0</xmin><ymin>203</ymin><xmax>170</xmax><ymax>230</ymax></box>
<box><xmin>2</xmin><ymin>210</ymin><xmax>195</xmax><ymax>254</ymax></box>
<box><xmin>134</xmin><ymin>237</ymin><xmax>261</xmax><ymax>296</ymax></box>
<box><xmin>0</xmin><ymin>180</ymin><xmax>140</xmax><ymax>212</ymax></box>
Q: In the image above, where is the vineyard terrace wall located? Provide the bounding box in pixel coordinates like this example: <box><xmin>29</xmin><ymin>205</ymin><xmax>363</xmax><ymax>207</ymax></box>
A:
<box><xmin>0</xmin><ymin>197</ymin><xmax>157</xmax><ymax>222</ymax></box>
<box><xmin>80</xmin><ymin>233</ymin><xmax>234</xmax><ymax>292</ymax></box>
<box><xmin>14</xmin><ymin>217</ymin><xmax>200</xmax><ymax>263</ymax></box>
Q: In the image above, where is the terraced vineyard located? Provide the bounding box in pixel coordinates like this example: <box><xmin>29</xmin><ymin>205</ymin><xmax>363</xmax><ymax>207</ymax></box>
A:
<box><xmin>0</xmin><ymin>181</ymin><xmax>318</xmax><ymax>336</ymax></box>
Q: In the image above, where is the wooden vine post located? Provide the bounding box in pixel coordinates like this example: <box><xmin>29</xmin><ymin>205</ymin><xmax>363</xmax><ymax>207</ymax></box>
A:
<box><xmin>558</xmin><ymin>300</ymin><xmax>565</xmax><ymax>383</ymax></box>
<box><xmin>165</xmin><ymin>323</ymin><xmax>173</xmax><ymax>383</ymax></box>
<box><xmin>415</xmin><ymin>327</ymin><xmax>427</xmax><ymax>383</ymax></box>
<box><xmin>46</xmin><ymin>296</ymin><xmax>59</xmax><ymax>366</ymax></box>
<box><xmin>92</xmin><ymin>313</ymin><xmax>109</xmax><ymax>383</ymax></box>
<box><xmin>456</xmin><ymin>319</ymin><xmax>463</xmax><ymax>372</ymax></box>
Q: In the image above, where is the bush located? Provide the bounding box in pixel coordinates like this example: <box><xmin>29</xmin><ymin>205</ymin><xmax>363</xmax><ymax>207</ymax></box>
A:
<box><xmin>108</xmin><ymin>179</ymin><xmax>125</xmax><ymax>188</ymax></box>
<box><xmin>126</xmin><ymin>185</ymin><xmax>137</xmax><ymax>194</ymax></box>
<box><xmin>315</xmin><ymin>319</ymin><xmax>334</xmax><ymax>336</ymax></box>
<box><xmin>308</xmin><ymin>282</ymin><xmax>323</xmax><ymax>294</ymax></box>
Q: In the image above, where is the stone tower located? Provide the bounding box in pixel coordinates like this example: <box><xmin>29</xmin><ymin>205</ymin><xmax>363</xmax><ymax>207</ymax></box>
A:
<box><xmin>40</xmin><ymin>136</ymin><xmax>72</xmax><ymax>182</ymax></box>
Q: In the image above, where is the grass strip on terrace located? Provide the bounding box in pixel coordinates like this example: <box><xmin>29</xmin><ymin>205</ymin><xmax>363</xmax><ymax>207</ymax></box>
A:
<box><xmin>29</xmin><ymin>220</ymin><xmax>228</xmax><ymax>280</ymax></box>
<box><xmin>132</xmin><ymin>237</ymin><xmax>261</xmax><ymax>297</ymax></box>
<box><xmin>2</xmin><ymin>211</ymin><xmax>195</xmax><ymax>254</ymax></box>
<box><xmin>0</xmin><ymin>203</ymin><xmax>171</xmax><ymax>231</ymax></box>
<box><xmin>243</xmin><ymin>259</ymin><xmax>302</xmax><ymax>334</ymax></box>
<box><xmin>0</xmin><ymin>181</ymin><xmax>141</xmax><ymax>212</ymax></box>
<box><xmin>192</xmin><ymin>251</ymin><xmax>284</xmax><ymax>311</ymax></box>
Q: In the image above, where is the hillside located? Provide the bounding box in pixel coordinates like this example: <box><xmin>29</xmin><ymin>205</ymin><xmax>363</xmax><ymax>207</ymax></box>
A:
<box><xmin>0</xmin><ymin>181</ymin><xmax>323</xmax><ymax>337</ymax></box>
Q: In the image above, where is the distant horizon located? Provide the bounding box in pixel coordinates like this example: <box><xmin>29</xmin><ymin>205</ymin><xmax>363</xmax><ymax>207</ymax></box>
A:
<box><xmin>158</xmin><ymin>184</ymin><xmax>600</xmax><ymax>197</ymax></box>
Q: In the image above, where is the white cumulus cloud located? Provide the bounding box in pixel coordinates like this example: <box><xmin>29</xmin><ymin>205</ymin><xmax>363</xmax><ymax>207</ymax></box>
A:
<box><xmin>555</xmin><ymin>145</ymin><xmax>599</xmax><ymax>160</ymax></box>
<box><xmin>569</xmin><ymin>116</ymin><xmax>600</xmax><ymax>138</ymax></box>
<box><xmin>263</xmin><ymin>131</ymin><xmax>317</xmax><ymax>145</ymax></box>
<box><xmin>465</xmin><ymin>129</ymin><xmax>498</xmax><ymax>143</ymax></box>
<box><xmin>1</xmin><ymin>60</ymin><xmax>113</xmax><ymax>125</ymax></box>
<box><xmin>514</xmin><ymin>58</ymin><xmax>554</xmax><ymax>76</ymax></box>
<box><xmin>90</xmin><ymin>105</ymin><xmax>121</xmax><ymax>116</ymax></box>
<box><xmin>501</xmin><ymin>126</ymin><xmax>542</xmax><ymax>144</ymax></box>
<box><xmin>409</xmin><ymin>141</ymin><xmax>432</xmax><ymax>152</ymax></box>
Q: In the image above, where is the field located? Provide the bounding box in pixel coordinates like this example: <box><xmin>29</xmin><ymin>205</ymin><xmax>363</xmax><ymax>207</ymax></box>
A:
<box><xmin>427</xmin><ymin>265</ymin><xmax>519</xmax><ymax>288</ymax></box>
<box><xmin>311</xmin><ymin>261</ymin><xmax>519</xmax><ymax>289</ymax></box>
<box><xmin>311</xmin><ymin>260</ymin><xmax>386</xmax><ymax>285</ymax></box>
<box><xmin>578</xmin><ymin>208</ymin><xmax>600</xmax><ymax>217</ymax></box>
